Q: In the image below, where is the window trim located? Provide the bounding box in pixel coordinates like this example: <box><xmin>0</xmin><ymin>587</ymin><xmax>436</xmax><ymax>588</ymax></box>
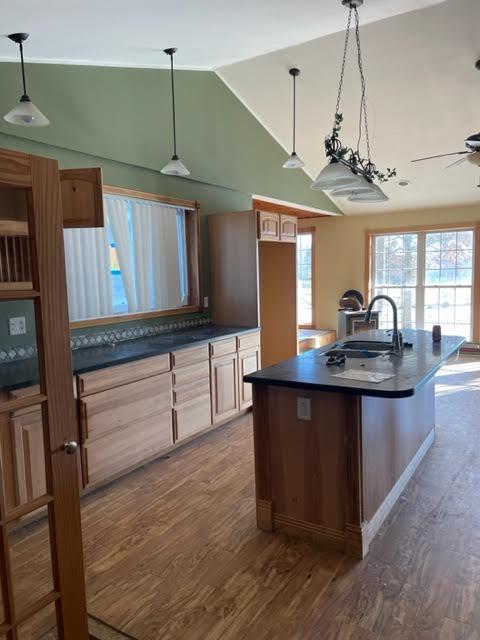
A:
<box><xmin>365</xmin><ymin>221</ymin><xmax>480</xmax><ymax>343</ymax></box>
<box><xmin>297</xmin><ymin>226</ymin><xmax>316</xmax><ymax>329</ymax></box>
<box><xmin>69</xmin><ymin>185</ymin><xmax>202</xmax><ymax>329</ymax></box>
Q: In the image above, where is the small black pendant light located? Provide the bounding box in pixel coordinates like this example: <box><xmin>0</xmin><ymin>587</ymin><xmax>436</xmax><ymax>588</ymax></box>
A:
<box><xmin>283</xmin><ymin>67</ymin><xmax>305</xmax><ymax>169</ymax></box>
<box><xmin>161</xmin><ymin>48</ymin><xmax>190</xmax><ymax>176</ymax></box>
<box><xmin>4</xmin><ymin>33</ymin><xmax>50</xmax><ymax>127</ymax></box>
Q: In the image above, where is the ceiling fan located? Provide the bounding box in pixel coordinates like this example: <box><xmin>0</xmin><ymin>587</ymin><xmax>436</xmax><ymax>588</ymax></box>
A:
<box><xmin>411</xmin><ymin>133</ymin><xmax>480</xmax><ymax>168</ymax></box>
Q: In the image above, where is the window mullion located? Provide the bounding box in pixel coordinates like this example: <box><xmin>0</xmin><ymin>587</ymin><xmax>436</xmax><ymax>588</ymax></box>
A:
<box><xmin>416</xmin><ymin>232</ymin><xmax>426</xmax><ymax>329</ymax></box>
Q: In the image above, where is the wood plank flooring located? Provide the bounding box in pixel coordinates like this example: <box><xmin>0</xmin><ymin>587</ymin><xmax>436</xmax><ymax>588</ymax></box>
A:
<box><xmin>10</xmin><ymin>355</ymin><xmax>480</xmax><ymax>639</ymax></box>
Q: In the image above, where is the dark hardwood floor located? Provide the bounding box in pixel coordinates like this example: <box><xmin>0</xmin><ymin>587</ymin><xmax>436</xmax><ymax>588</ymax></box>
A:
<box><xmin>11</xmin><ymin>355</ymin><xmax>480</xmax><ymax>639</ymax></box>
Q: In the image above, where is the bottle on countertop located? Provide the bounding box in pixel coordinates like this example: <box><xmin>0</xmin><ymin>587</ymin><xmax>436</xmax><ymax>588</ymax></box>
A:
<box><xmin>432</xmin><ymin>325</ymin><xmax>442</xmax><ymax>342</ymax></box>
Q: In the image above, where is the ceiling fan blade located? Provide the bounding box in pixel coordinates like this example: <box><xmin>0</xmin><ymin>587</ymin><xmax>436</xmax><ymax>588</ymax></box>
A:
<box><xmin>411</xmin><ymin>151</ymin><xmax>470</xmax><ymax>163</ymax></box>
<box><xmin>446</xmin><ymin>156</ymin><xmax>469</xmax><ymax>169</ymax></box>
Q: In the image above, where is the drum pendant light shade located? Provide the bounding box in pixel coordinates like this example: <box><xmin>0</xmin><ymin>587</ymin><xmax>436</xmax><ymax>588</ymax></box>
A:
<box><xmin>4</xmin><ymin>33</ymin><xmax>50</xmax><ymax>127</ymax></box>
<box><xmin>311</xmin><ymin>160</ymin><xmax>363</xmax><ymax>190</ymax></box>
<box><xmin>161</xmin><ymin>48</ymin><xmax>190</xmax><ymax>177</ymax></box>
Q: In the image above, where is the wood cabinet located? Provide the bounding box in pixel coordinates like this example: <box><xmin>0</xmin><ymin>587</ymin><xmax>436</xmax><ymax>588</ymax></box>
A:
<box><xmin>280</xmin><ymin>214</ymin><xmax>297</xmax><ymax>243</ymax></box>
<box><xmin>172</xmin><ymin>346</ymin><xmax>212</xmax><ymax>443</ymax></box>
<box><xmin>257</xmin><ymin>211</ymin><xmax>280</xmax><ymax>241</ymax></box>
<box><xmin>209</xmin><ymin>210</ymin><xmax>297</xmax><ymax>368</ymax></box>
<box><xmin>12</xmin><ymin>404</ymin><xmax>46</xmax><ymax>504</ymax></box>
<box><xmin>60</xmin><ymin>167</ymin><xmax>104</xmax><ymax>228</ymax></box>
<box><xmin>211</xmin><ymin>353</ymin><xmax>239</xmax><ymax>424</ymax></box>
<box><xmin>238</xmin><ymin>346</ymin><xmax>260</xmax><ymax>410</ymax></box>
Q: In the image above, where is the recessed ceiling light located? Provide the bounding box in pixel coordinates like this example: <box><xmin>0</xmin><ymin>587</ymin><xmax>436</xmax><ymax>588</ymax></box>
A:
<box><xmin>398</xmin><ymin>179</ymin><xmax>410</xmax><ymax>187</ymax></box>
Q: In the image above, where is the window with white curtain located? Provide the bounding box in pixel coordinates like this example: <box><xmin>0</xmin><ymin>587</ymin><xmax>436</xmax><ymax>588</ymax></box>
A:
<box><xmin>370</xmin><ymin>228</ymin><xmax>475</xmax><ymax>341</ymax></box>
<box><xmin>64</xmin><ymin>194</ymin><xmax>191</xmax><ymax>322</ymax></box>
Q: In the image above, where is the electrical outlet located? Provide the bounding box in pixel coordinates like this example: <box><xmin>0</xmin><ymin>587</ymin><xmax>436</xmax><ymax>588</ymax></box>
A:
<box><xmin>297</xmin><ymin>397</ymin><xmax>312</xmax><ymax>421</ymax></box>
<box><xmin>203</xmin><ymin>296</ymin><xmax>209</xmax><ymax>308</ymax></box>
<box><xmin>9</xmin><ymin>317</ymin><xmax>26</xmax><ymax>336</ymax></box>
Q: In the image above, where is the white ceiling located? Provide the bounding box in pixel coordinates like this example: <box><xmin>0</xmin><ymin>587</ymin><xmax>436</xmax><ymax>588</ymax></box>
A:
<box><xmin>1</xmin><ymin>0</ymin><xmax>443</xmax><ymax>69</ymax></box>
<box><xmin>219</xmin><ymin>0</ymin><xmax>480</xmax><ymax>214</ymax></box>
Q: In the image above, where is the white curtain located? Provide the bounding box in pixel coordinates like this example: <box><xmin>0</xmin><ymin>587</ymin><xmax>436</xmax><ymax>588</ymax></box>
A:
<box><xmin>64</xmin><ymin>226</ymin><xmax>113</xmax><ymax>321</ymax></box>
<box><xmin>104</xmin><ymin>196</ymin><xmax>137</xmax><ymax>311</ymax></box>
<box><xmin>150</xmin><ymin>204</ymin><xmax>185</xmax><ymax>310</ymax></box>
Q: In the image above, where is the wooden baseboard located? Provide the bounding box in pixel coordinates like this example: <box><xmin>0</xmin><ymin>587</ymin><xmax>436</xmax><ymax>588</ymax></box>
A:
<box><xmin>362</xmin><ymin>428</ymin><xmax>435</xmax><ymax>551</ymax></box>
<box><xmin>272</xmin><ymin>512</ymin><xmax>347</xmax><ymax>552</ymax></box>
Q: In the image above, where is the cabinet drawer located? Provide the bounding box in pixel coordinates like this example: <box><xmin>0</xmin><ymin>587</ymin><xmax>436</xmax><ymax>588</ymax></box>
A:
<box><xmin>80</xmin><ymin>373</ymin><xmax>171</xmax><ymax>442</ymax></box>
<box><xmin>210</xmin><ymin>337</ymin><xmax>237</xmax><ymax>358</ymax></box>
<box><xmin>173</xmin><ymin>378</ymin><xmax>211</xmax><ymax>406</ymax></box>
<box><xmin>172</xmin><ymin>360</ymin><xmax>210</xmax><ymax>388</ymax></box>
<box><xmin>237</xmin><ymin>331</ymin><xmax>260</xmax><ymax>352</ymax></box>
<box><xmin>174</xmin><ymin>395</ymin><xmax>212</xmax><ymax>442</ymax></box>
<box><xmin>171</xmin><ymin>345</ymin><xmax>209</xmax><ymax>369</ymax></box>
<box><xmin>82</xmin><ymin>410</ymin><xmax>173</xmax><ymax>486</ymax></box>
<box><xmin>78</xmin><ymin>354</ymin><xmax>170</xmax><ymax>396</ymax></box>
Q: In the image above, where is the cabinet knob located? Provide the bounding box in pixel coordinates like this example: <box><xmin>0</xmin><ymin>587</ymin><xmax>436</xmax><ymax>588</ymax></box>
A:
<box><xmin>63</xmin><ymin>440</ymin><xmax>78</xmax><ymax>455</ymax></box>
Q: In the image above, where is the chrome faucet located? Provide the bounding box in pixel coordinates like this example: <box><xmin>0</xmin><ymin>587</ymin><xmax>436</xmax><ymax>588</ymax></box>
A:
<box><xmin>365</xmin><ymin>294</ymin><xmax>404</xmax><ymax>355</ymax></box>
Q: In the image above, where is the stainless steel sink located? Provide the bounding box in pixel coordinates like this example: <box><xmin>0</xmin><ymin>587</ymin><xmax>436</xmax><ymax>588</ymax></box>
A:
<box><xmin>325</xmin><ymin>340</ymin><xmax>393</xmax><ymax>359</ymax></box>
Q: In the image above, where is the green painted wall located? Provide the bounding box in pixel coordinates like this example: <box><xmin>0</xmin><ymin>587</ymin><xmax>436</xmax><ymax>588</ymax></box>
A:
<box><xmin>0</xmin><ymin>61</ymin><xmax>338</xmax><ymax>350</ymax></box>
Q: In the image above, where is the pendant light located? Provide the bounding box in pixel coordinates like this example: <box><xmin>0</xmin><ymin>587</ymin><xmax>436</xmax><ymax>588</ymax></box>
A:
<box><xmin>312</xmin><ymin>0</ymin><xmax>396</xmax><ymax>199</ymax></box>
<box><xmin>161</xmin><ymin>48</ymin><xmax>190</xmax><ymax>177</ymax></box>
<box><xmin>4</xmin><ymin>33</ymin><xmax>50</xmax><ymax>127</ymax></box>
<box><xmin>283</xmin><ymin>68</ymin><xmax>305</xmax><ymax>169</ymax></box>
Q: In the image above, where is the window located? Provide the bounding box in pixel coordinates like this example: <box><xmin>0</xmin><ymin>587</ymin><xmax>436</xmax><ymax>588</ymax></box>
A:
<box><xmin>297</xmin><ymin>230</ymin><xmax>314</xmax><ymax>326</ymax></box>
<box><xmin>64</xmin><ymin>192</ymin><xmax>199</xmax><ymax>323</ymax></box>
<box><xmin>370</xmin><ymin>228</ymin><xmax>475</xmax><ymax>341</ymax></box>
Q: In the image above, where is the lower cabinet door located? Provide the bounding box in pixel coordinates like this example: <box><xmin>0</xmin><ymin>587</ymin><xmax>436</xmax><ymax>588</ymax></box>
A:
<box><xmin>174</xmin><ymin>395</ymin><xmax>212</xmax><ymax>442</ymax></box>
<box><xmin>12</xmin><ymin>407</ymin><xmax>46</xmax><ymax>504</ymax></box>
<box><xmin>211</xmin><ymin>353</ymin><xmax>239</xmax><ymax>424</ymax></box>
<box><xmin>238</xmin><ymin>346</ymin><xmax>260</xmax><ymax>410</ymax></box>
<box><xmin>82</xmin><ymin>410</ymin><xmax>173</xmax><ymax>487</ymax></box>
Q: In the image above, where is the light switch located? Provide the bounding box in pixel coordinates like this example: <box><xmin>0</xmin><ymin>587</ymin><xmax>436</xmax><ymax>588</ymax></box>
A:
<box><xmin>9</xmin><ymin>316</ymin><xmax>26</xmax><ymax>336</ymax></box>
<box><xmin>297</xmin><ymin>397</ymin><xmax>312</xmax><ymax>421</ymax></box>
<box><xmin>203</xmin><ymin>296</ymin><xmax>209</xmax><ymax>308</ymax></box>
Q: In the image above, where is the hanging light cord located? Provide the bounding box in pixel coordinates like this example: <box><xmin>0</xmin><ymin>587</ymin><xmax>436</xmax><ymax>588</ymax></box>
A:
<box><xmin>333</xmin><ymin>6</ymin><xmax>353</xmax><ymax>130</ymax></box>
<box><xmin>292</xmin><ymin>72</ymin><xmax>297</xmax><ymax>153</ymax></box>
<box><xmin>18</xmin><ymin>40</ymin><xmax>28</xmax><ymax>97</ymax></box>
<box><xmin>354</xmin><ymin>6</ymin><xmax>371</xmax><ymax>161</ymax></box>
<box><xmin>168</xmin><ymin>52</ymin><xmax>177</xmax><ymax>157</ymax></box>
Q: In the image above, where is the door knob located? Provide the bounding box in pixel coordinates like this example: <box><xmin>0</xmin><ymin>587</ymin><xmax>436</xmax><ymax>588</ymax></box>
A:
<box><xmin>63</xmin><ymin>441</ymin><xmax>78</xmax><ymax>455</ymax></box>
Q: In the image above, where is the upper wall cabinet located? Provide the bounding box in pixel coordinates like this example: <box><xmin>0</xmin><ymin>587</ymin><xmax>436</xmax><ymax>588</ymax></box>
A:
<box><xmin>280</xmin><ymin>214</ymin><xmax>297</xmax><ymax>243</ymax></box>
<box><xmin>257</xmin><ymin>211</ymin><xmax>280</xmax><ymax>242</ymax></box>
<box><xmin>60</xmin><ymin>167</ymin><xmax>104</xmax><ymax>228</ymax></box>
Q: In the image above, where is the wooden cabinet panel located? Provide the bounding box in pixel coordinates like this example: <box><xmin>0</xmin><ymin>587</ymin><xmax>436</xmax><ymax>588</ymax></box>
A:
<box><xmin>82</xmin><ymin>411</ymin><xmax>173</xmax><ymax>486</ymax></box>
<box><xmin>174</xmin><ymin>395</ymin><xmax>212</xmax><ymax>442</ymax></box>
<box><xmin>171</xmin><ymin>345</ymin><xmax>209</xmax><ymax>369</ymax></box>
<box><xmin>257</xmin><ymin>211</ymin><xmax>280</xmax><ymax>242</ymax></box>
<box><xmin>238</xmin><ymin>346</ymin><xmax>260</xmax><ymax>410</ymax></box>
<box><xmin>237</xmin><ymin>331</ymin><xmax>260</xmax><ymax>352</ymax></box>
<box><xmin>78</xmin><ymin>354</ymin><xmax>170</xmax><ymax>396</ymax></box>
<box><xmin>280</xmin><ymin>215</ymin><xmax>297</xmax><ymax>243</ymax></box>
<box><xmin>80</xmin><ymin>373</ymin><xmax>171</xmax><ymax>442</ymax></box>
<box><xmin>172</xmin><ymin>360</ymin><xmax>209</xmax><ymax>387</ymax></box>
<box><xmin>60</xmin><ymin>167</ymin><xmax>104</xmax><ymax>228</ymax></box>
<box><xmin>12</xmin><ymin>407</ymin><xmax>46</xmax><ymax>504</ymax></box>
<box><xmin>211</xmin><ymin>354</ymin><xmax>239</xmax><ymax>424</ymax></box>
<box><xmin>210</xmin><ymin>337</ymin><xmax>237</xmax><ymax>358</ymax></box>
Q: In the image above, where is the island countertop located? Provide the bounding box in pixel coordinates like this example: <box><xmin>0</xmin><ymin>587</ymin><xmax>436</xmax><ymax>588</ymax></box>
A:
<box><xmin>244</xmin><ymin>329</ymin><xmax>465</xmax><ymax>398</ymax></box>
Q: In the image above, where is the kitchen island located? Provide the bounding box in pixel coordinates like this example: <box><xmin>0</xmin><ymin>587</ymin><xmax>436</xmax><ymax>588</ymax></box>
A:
<box><xmin>244</xmin><ymin>329</ymin><xmax>464</xmax><ymax>557</ymax></box>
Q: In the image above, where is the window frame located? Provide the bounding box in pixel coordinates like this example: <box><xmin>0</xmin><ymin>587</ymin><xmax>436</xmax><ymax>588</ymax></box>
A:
<box><xmin>69</xmin><ymin>185</ymin><xmax>202</xmax><ymax>329</ymax></box>
<box><xmin>365</xmin><ymin>221</ymin><xmax>480</xmax><ymax>343</ymax></box>
<box><xmin>297</xmin><ymin>226</ymin><xmax>316</xmax><ymax>329</ymax></box>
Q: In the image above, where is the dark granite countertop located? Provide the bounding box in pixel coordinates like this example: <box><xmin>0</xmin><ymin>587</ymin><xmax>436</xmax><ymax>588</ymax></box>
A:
<box><xmin>244</xmin><ymin>329</ymin><xmax>465</xmax><ymax>398</ymax></box>
<box><xmin>0</xmin><ymin>325</ymin><xmax>258</xmax><ymax>393</ymax></box>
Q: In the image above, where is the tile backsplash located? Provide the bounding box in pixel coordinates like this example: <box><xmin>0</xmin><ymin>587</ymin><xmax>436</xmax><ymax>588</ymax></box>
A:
<box><xmin>0</xmin><ymin>314</ymin><xmax>211</xmax><ymax>363</ymax></box>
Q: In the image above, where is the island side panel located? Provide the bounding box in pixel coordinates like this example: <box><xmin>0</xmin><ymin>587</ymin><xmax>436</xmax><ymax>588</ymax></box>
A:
<box><xmin>361</xmin><ymin>379</ymin><xmax>435</xmax><ymax>531</ymax></box>
<box><xmin>252</xmin><ymin>384</ymin><xmax>363</xmax><ymax>551</ymax></box>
